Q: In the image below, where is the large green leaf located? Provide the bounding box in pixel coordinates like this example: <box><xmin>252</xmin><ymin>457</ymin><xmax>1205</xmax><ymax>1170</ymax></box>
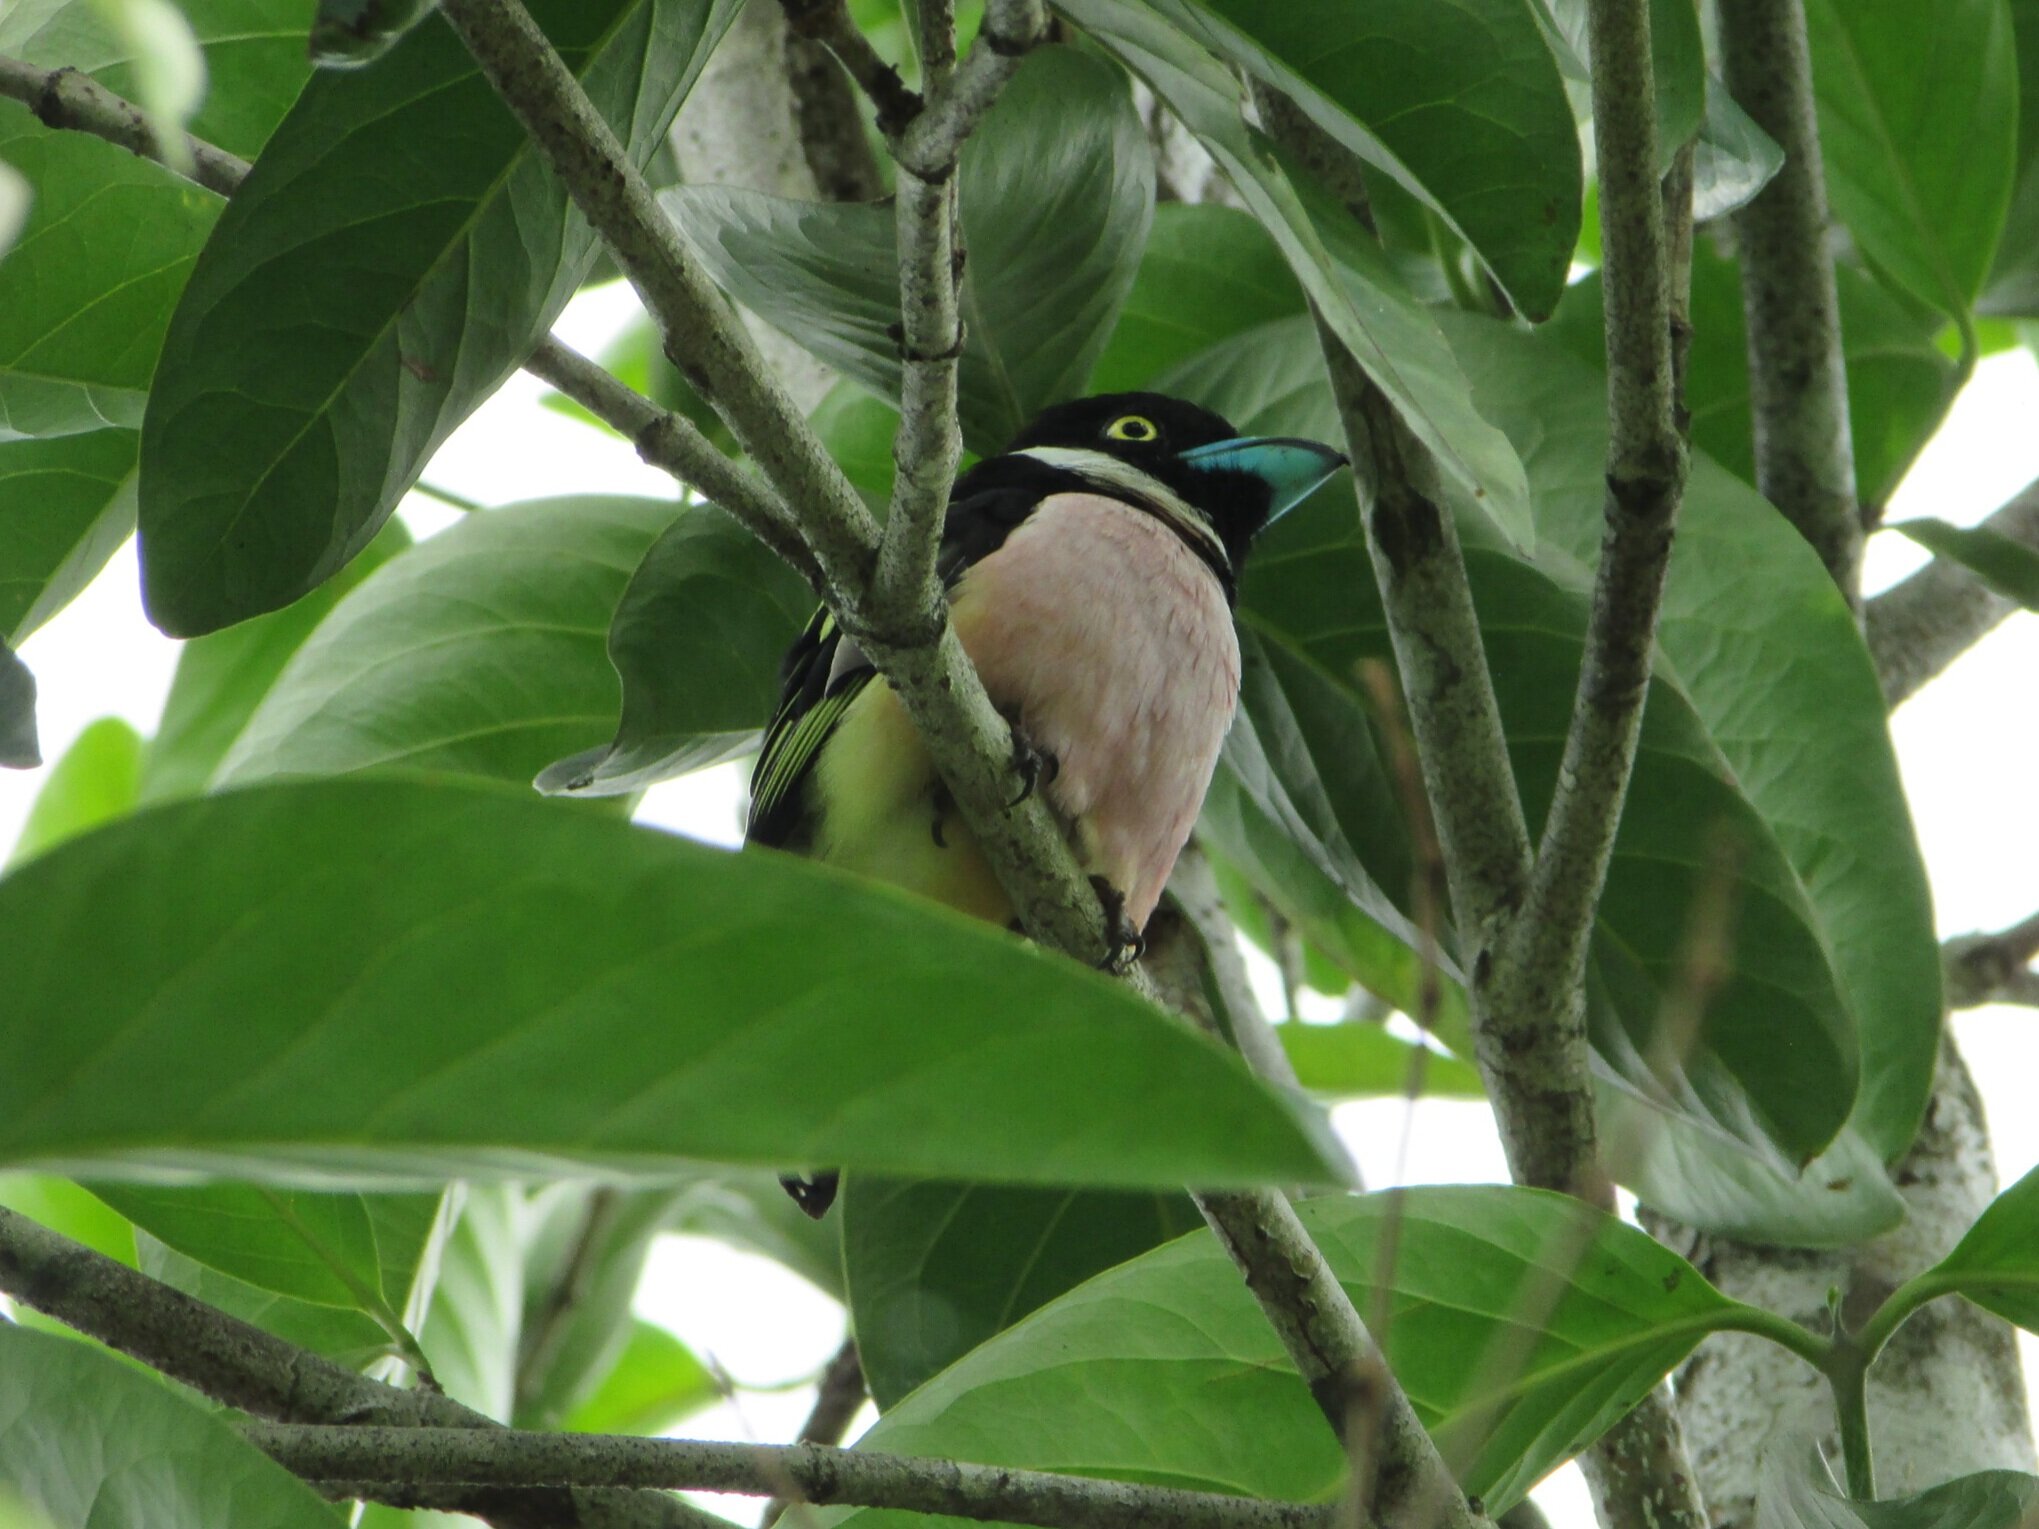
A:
<box><xmin>842</xmin><ymin>1175</ymin><xmax>1203</xmax><ymax>1408</ymax></box>
<box><xmin>1135</xmin><ymin>0</ymin><xmax>1581</xmax><ymax>318</ymax></box>
<box><xmin>0</xmin><ymin>0</ymin><xmax>315</xmax><ymax>442</ymax></box>
<box><xmin>1167</xmin><ymin>320</ymin><xmax>1860</xmax><ymax>1184</ymax></box>
<box><xmin>1278</xmin><ymin>1022</ymin><xmax>1485</xmax><ymax>1099</ymax></box>
<box><xmin>89</xmin><ymin>1183</ymin><xmax>389</xmax><ymax>1310</ymax></box>
<box><xmin>6</xmin><ymin>716</ymin><xmax>141</xmax><ymax>866</ymax></box>
<box><xmin>214</xmin><ymin>497</ymin><xmax>674</xmax><ymax>788</ymax></box>
<box><xmin>138</xmin><ymin>0</ymin><xmax>738</xmax><ymax>635</ymax></box>
<box><xmin>1056</xmin><ymin>0</ymin><xmax>1534</xmax><ymax>546</ymax></box>
<box><xmin>0</xmin><ymin>1324</ymin><xmax>339</xmax><ymax>1529</ymax></box>
<box><xmin>1430</xmin><ymin>309</ymin><xmax>1941</xmax><ymax>1163</ymax></box>
<box><xmin>537</xmin><ymin>507</ymin><xmax>811</xmax><ymax>798</ymax></box>
<box><xmin>139</xmin><ymin>519</ymin><xmax>413</xmax><ymax>803</ymax></box>
<box><xmin>0</xmin><ymin>777</ymin><xmax>1351</xmax><ymax>1191</ymax></box>
<box><xmin>824</xmin><ymin>1187</ymin><xmax>1746</xmax><ymax>1521</ymax></box>
<box><xmin>0</xmin><ymin>431</ymin><xmax>138</xmax><ymax>646</ymax></box>
<box><xmin>664</xmin><ymin>46</ymin><xmax>1153</xmax><ymax>454</ymax></box>
<box><xmin>1547</xmin><ymin>249</ymin><xmax>1958</xmax><ymax>510</ymax></box>
<box><xmin>1806</xmin><ymin>0</ymin><xmax>2017</xmax><ymax>323</ymax></box>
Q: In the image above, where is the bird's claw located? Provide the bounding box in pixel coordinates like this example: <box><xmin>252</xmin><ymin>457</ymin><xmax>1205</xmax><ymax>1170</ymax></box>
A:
<box><xmin>1007</xmin><ymin>725</ymin><xmax>1059</xmax><ymax>808</ymax></box>
<box><xmin>1090</xmin><ymin>875</ymin><xmax>1145</xmax><ymax>971</ymax></box>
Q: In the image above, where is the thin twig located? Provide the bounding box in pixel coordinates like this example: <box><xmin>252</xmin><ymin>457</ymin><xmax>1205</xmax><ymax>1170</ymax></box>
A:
<box><xmin>245</xmin><ymin>1422</ymin><xmax>1334</xmax><ymax>1529</ymax></box>
<box><xmin>776</xmin><ymin>0</ymin><xmax>922</xmax><ymax>140</ymax></box>
<box><xmin>0</xmin><ymin>1206</ymin><xmax>730</xmax><ymax>1529</ymax></box>
<box><xmin>0</xmin><ymin>54</ymin><xmax>248</xmax><ymax>195</ymax></box>
<box><xmin>1166</xmin><ymin>841</ymin><xmax>1305</xmax><ymax>1092</ymax></box>
<box><xmin>1867</xmin><ymin>479</ymin><xmax>2039</xmax><ymax>707</ymax></box>
<box><xmin>761</xmin><ymin>1338</ymin><xmax>867</xmax><ymax>1528</ymax></box>
<box><xmin>781</xmin><ymin>25</ymin><xmax>887</xmax><ymax>203</ymax></box>
<box><xmin>1944</xmin><ymin>909</ymin><xmax>2039</xmax><ymax>1010</ymax></box>
<box><xmin>1716</xmin><ymin>0</ymin><xmax>1864</xmax><ymax>604</ymax></box>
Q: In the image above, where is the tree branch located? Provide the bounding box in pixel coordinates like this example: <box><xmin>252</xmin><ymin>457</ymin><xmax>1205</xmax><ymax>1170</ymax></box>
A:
<box><xmin>0</xmin><ymin>54</ymin><xmax>248</xmax><ymax>194</ymax></box>
<box><xmin>781</xmin><ymin>25</ymin><xmax>887</xmax><ymax>204</ymax></box>
<box><xmin>0</xmin><ymin>1205</ymin><xmax>729</xmax><ymax>1529</ymax></box>
<box><xmin>776</xmin><ymin>0</ymin><xmax>923</xmax><ymax>141</ymax></box>
<box><xmin>1944</xmin><ymin>908</ymin><xmax>2039</xmax><ymax>1010</ymax></box>
<box><xmin>1716</xmin><ymin>0</ymin><xmax>1863</xmax><ymax>603</ymax></box>
<box><xmin>246</xmin><ymin>1422</ymin><xmax>1333</xmax><ymax>1529</ymax></box>
<box><xmin>1867</xmin><ymin>479</ymin><xmax>2039</xmax><ymax>707</ymax></box>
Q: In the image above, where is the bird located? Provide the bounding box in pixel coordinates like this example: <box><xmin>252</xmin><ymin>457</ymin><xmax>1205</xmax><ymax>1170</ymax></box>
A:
<box><xmin>748</xmin><ymin>391</ymin><xmax>1347</xmax><ymax>1216</ymax></box>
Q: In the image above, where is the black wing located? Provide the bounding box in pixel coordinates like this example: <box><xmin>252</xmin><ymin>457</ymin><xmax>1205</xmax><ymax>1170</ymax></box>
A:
<box><xmin>745</xmin><ymin>455</ymin><xmax>1085</xmax><ymax>850</ymax></box>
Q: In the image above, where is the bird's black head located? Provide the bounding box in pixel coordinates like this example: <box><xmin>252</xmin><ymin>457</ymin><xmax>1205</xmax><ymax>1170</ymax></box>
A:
<box><xmin>1000</xmin><ymin>392</ymin><xmax>1346</xmax><ymax>583</ymax></box>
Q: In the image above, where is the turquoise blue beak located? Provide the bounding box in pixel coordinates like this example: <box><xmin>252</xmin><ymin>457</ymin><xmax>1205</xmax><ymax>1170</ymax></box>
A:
<box><xmin>1179</xmin><ymin>436</ymin><xmax>1349</xmax><ymax>524</ymax></box>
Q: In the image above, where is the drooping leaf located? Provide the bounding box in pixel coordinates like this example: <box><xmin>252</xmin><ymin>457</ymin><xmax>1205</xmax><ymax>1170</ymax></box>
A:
<box><xmin>823</xmin><ymin>1187</ymin><xmax>1747</xmax><ymax>1522</ymax></box>
<box><xmin>88</xmin><ymin>1183</ymin><xmax>388</xmax><ymax>1310</ymax></box>
<box><xmin>842</xmin><ymin>1176</ymin><xmax>1203</xmax><ymax>1408</ymax></box>
<box><xmin>1166</xmin><ymin>318</ymin><xmax>1863</xmax><ymax>1193</ymax></box>
<box><xmin>1758</xmin><ymin>1455</ymin><xmax>2039</xmax><ymax>1529</ymax></box>
<box><xmin>536</xmin><ymin>507</ymin><xmax>811</xmax><ymax>798</ymax></box>
<box><xmin>1</xmin><ymin>641</ymin><xmax>37</xmax><ymax>768</ymax></box>
<box><xmin>0</xmin><ymin>1324</ymin><xmax>340</xmax><ymax>1529</ymax></box>
<box><xmin>1540</xmin><ymin>0</ymin><xmax>1707</xmax><ymax>176</ymax></box>
<box><xmin>664</xmin><ymin>46</ymin><xmax>1154</xmax><ymax>453</ymax></box>
<box><xmin>0</xmin><ymin>430</ymin><xmax>138</xmax><ymax>645</ymax></box>
<box><xmin>1890</xmin><ymin>518</ymin><xmax>2039</xmax><ymax>609</ymax></box>
<box><xmin>1805</xmin><ymin>0</ymin><xmax>2017</xmax><ymax>324</ymax></box>
<box><xmin>1430</xmin><ymin>309</ymin><xmax>1941</xmax><ymax>1165</ymax></box>
<box><xmin>1057</xmin><ymin>0</ymin><xmax>1534</xmax><ymax>546</ymax></box>
<box><xmin>214</xmin><ymin>496</ymin><xmax>675</xmax><ymax>788</ymax></box>
<box><xmin>1132</xmin><ymin>0</ymin><xmax>1582</xmax><ymax>317</ymax></box>
<box><xmin>0</xmin><ymin>778</ymin><xmax>1353</xmax><ymax>1193</ymax></box>
<box><xmin>416</xmin><ymin>1183</ymin><xmax>525</xmax><ymax>1418</ymax></box>
<box><xmin>6</xmin><ymin>716</ymin><xmax>141</xmax><ymax>866</ymax></box>
<box><xmin>561</xmin><ymin>1319</ymin><xmax>717</xmax><ymax>1435</ymax></box>
<box><xmin>138</xmin><ymin>518</ymin><xmax>413</xmax><ymax>803</ymax></box>
<box><xmin>1691</xmin><ymin>73</ymin><xmax>1785</xmax><ymax>221</ymax></box>
<box><xmin>138</xmin><ymin>0</ymin><xmax>738</xmax><ymax>635</ymax></box>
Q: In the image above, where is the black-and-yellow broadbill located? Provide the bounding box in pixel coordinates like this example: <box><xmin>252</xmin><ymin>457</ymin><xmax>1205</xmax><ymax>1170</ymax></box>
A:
<box><xmin>749</xmin><ymin>392</ymin><xmax>1346</xmax><ymax>1215</ymax></box>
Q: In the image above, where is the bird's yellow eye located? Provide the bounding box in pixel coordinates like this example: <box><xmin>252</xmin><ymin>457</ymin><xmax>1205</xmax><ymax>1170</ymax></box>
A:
<box><xmin>1104</xmin><ymin>414</ymin><xmax>1160</xmax><ymax>443</ymax></box>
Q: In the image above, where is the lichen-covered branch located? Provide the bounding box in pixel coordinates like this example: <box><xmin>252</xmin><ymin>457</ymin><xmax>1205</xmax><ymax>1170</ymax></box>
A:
<box><xmin>246</xmin><ymin>1422</ymin><xmax>1333</xmax><ymax>1529</ymax></box>
<box><xmin>0</xmin><ymin>53</ymin><xmax>248</xmax><ymax>194</ymax></box>
<box><xmin>1944</xmin><ymin>909</ymin><xmax>2039</xmax><ymax>1010</ymax></box>
<box><xmin>1868</xmin><ymin>480</ymin><xmax>2039</xmax><ymax>706</ymax></box>
<box><xmin>1716</xmin><ymin>0</ymin><xmax>1862</xmax><ymax>603</ymax></box>
<box><xmin>777</xmin><ymin>0</ymin><xmax>922</xmax><ymax>139</ymax></box>
<box><xmin>0</xmin><ymin>1206</ymin><xmax>728</xmax><ymax>1529</ymax></box>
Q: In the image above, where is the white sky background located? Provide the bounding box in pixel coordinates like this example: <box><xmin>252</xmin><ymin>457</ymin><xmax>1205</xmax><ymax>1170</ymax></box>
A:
<box><xmin>5</xmin><ymin>282</ymin><xmax>2038</xmax><ymax>1525</ymax></box>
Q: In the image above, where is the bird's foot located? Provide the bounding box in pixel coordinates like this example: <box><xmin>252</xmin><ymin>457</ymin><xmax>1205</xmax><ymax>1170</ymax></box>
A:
<box><xmin>1007</xmin><ymin>723</ymin><xmax>1059</xmax><ymax>808</ymax></box>
<box><xmin>1090</xmin><ymin>875</ymin><xmax>1145</xmax><ymax>971</ymax></box>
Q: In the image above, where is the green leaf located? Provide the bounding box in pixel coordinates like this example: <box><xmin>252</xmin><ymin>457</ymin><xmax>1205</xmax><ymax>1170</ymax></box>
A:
<box><xmin>1759</xmin><ymin>1459</ymin><xmax>2039</xmax><ymax>1529</ymax></box>
<box><xmin>1890</xmin><ymin>518</ymin><xmax>2039</xmax><ymax>609</ymax></box>
<box><xmin>1</xmin><ymin>641</ymin><xmax>36</xmax><ymax>768</ymax></box>
<box><xmin>1058</xmin><ymin>0</ymin><xmax>1534</xmax><ymax>546</ymax></box>
<box><xmin>1691</xmin><ymin>73</ymin><xmax>1784</xmax><ymax>221</ymax></box>
<box><xmin>0</xmin><ymin>1324</ymin><xmax>340</xmax><ymax>1529</ymax></box>
<box><xmin>1922</xmin><ymin>1162</ymin><xmax>2039</xmax><ymax>1332</ymax></box>
<box><xmin>139</xmin><ymin>519</ymin><xmax>413</xmax><ymax>803</ymax></box>
<box><xmin>88</xmin><ymin>1183</ymin><xmax>388</xmax><ymax>1310</ymax></box>
<box><xmin>0</xmin><ymin>160</ymin><xmax>26</xmax><ymax>258</ymax></box>
<box><xmin>0</xmin><ymin>1175</ymin><xmax>137</xmax><ymax>1265</ymax></box>
<box><xmin>562</xmin><ymin>1319</ymin><xmax>716</xmax><ymax>1435</ymax></box>
<box><xmin>0</xmin><ymin>109</ymin><xmax>216</xmax><ymax>441</ymax></box>
<box><xmin>536</xmin><ymin>507</ymin><xmax>811</xmax><ymax>798</ymax></box>
<box><xmin>842</xmin><ymin>1176</ymin><xmax>1202</xmax><ymax>1408</ymax></box>
<box><xmin>311</xmin><ymin>0</ymin><xmax>442</xmax><ymax>68</ymax></box>
<box><xmin>1539</xmin><ymin>0</ymin><xmax>1706</xmax><ymax>177</ymax></box>
<box><xmin>1172</xmin><ymin>320</ymin><xmax>1863</xmax><ymax>1175</ymax></box>
<box><xmin>138</xmin><ymin>0</ymin><xmax>738</xmax><ymax>635</ymax></box>
<box><xmin>6</xmin><ymin>717</ymin><xmax>141</xmax><ymax>866</ymax></box>
<box><xmin>810</xmin><ymin>381</ymin><xmax>902</xmax><ymax>510</ymax></box>
<box><xmin>0</xmin><ymin>430</ymin><xmax>138</xmax><ymax>645</ymax></box>
<box><xmin>0</xmin><ymin>777</ymin><xmax>1352</xmax><ymax>1192</ymax></box>
<box><xmin>1136</xmin><ymin>0</ymin><xmax>1582</xmax><ymax>318</ymax></box>
<box><xmin>1549</xmin><ymin>248</ymin><xmax>1958</xmax><ymax>513</ymax></box>
<box><xmin>1980</xmin><ymin>0</ymin><xmax>2039</xmax><ymax>316</ymax></box>
<box><xmin>1430</xmin><ymin>309</ymin><xmax>1942</xmax><ymax>1165</ymax></box>
<box><xmin>1806</xmin><ymin>0</ymin><xmax>2017</xmax><ymax>323</ymax></box>
<box><xmin>214</xmin><ymin>496</ymin><xmax>675</xmax><ymax>788</ymax></box>
<box><xmin>1279</xmin><ymin>1022</ymin><xmax>1484</xmax><ymax>1099</ymax></box>
<box><xmin>665</xmin><ymin>46</ymin><xmax>1154</xmax><ymax>453</ymax></box>
<box><xmin>417</xmin><ymin>1184</ymin><xmax>525</xmax><ymax>1418</ymax></box>
<box><xmin>1086</xmin><ymin>202</ymin><xmax>1305</xmax><ymax>394</ymax></box>
<box><xmin>823</xmin><ymin>1187</ymin><xmax>1742</xmax><ymax>1522</ymax></box>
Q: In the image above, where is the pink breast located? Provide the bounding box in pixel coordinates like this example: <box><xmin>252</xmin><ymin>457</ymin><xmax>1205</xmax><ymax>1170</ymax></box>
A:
<box><xmin>951</xmin><ymin>493</ymin><xmax>1242</xmax><ymax>926</ymax></box>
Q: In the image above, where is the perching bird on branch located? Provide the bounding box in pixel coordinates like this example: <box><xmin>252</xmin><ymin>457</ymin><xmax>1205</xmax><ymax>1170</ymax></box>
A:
<box><xmin>751</xmin><ymin>393</ymin><xmax>1346</xmax><ymax>1216</ymax></box>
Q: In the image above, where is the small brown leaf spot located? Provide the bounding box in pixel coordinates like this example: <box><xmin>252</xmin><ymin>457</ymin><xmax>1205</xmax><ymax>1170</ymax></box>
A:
<box><xmin>1662</xmin><ymin>1270</ymin><xmax>1681</xmax><ymax>1294</ymax></box>
<box><xmin>401</xmin><ymin>355</ymin><xmax>440</xmax><ymax>383</ymax></box>
<box><xmin>1826</xmin><ymin>1176</ymin><xmax>1854</xmax><ymax>1193</ymax></box>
